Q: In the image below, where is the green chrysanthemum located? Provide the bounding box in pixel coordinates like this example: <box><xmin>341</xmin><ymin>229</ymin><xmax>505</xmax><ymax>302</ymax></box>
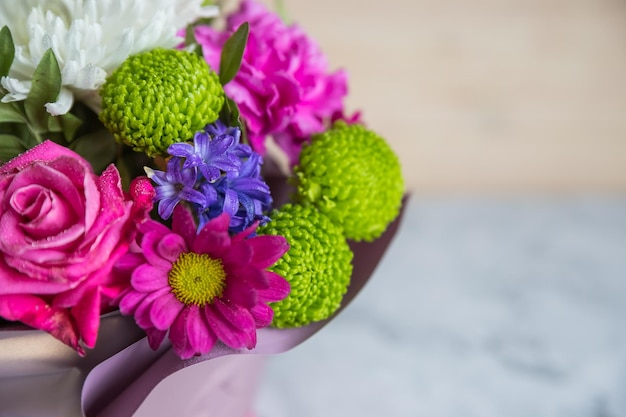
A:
<box><xmin>99</xmin><ymin>48</ymin><xmax>224</xmax><ymax>157</ymax></box>
<box><xmin>258</xmin><ymin>204</ymin><xmax>353</xmax><ymax>328</ymax></box>
<box><xmin>294</xmin><ymin>122</ymin><xmax>404</xmax><ymax>242</ymax></box>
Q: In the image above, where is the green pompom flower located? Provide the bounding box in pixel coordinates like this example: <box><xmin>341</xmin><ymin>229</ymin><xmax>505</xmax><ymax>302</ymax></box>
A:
<box><xmin>294</xmin><ymin>122</ymin><xmax>404</xmax><ymax>242</ymax></box>
<box><xmin>99</xmin><ymin>48</ymin><xmax>224</xmax><ymax>157</ymax></box>
<box><xmin>258</xmin><ymin>204</ymin><xmax>353</xmax><ymax>328</ymax></box>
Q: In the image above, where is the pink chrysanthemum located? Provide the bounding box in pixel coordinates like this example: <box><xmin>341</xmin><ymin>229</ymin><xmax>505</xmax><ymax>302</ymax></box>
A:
<box><xmin>115</xmin><ymin>205</ymin><xmax>290</xmax><ymax>359</ymax></box>
<box><xmin>195</xmin><ymin>0</ymin><xmax>352</xmax><ymax>164</ymax></box>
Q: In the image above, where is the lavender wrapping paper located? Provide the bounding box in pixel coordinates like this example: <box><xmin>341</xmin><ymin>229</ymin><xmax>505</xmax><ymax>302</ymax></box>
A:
<box><xmin>0</xmin><ymin>177</ymin><xmax>407</xmax><ymax>417</ymax></box>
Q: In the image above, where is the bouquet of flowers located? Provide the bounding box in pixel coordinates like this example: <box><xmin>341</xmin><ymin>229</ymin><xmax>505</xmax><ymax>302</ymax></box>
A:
<box><xmin>0</xmin><ymin>0</ymin><xmax>405</xmax><ymax>415</ymax></box>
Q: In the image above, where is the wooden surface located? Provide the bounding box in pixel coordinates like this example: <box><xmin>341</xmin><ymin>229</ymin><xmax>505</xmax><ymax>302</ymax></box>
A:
<box><xmin>250</xmin><ymin>0</ymin><xmax>626</xmax><ymax>193</ymax></box>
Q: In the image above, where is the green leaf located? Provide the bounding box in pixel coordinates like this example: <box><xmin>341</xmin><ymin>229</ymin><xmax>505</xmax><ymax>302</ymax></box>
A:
<box><xmin>0</xmin><ymin>102</ymin><xmax>25</xmax><ymax>124</ymax></box>
<box><xmin>0</xmin><ymin>134</ymin><xmax>25</xmax><ymax>162</ymax></box>
<box><xmin>70</xmin><ymin>130</ymin><xmax>116</xmax><ymax>173</ymax></box>
<box><xmin>8</xmin><ymin>123</ymin><xmax>38</xmax><ymax>148</ymax></box>
<box><xmin>219</xmin><ymin>22</ymin><xmax>249</xmax><ymax>85</ymax></box>
<box><xmin>59</xmin><ymin>112</ymin><xmax>83</xmax><ymax>142</ymax></box>
<box><xmin>0</xmin><ymin>26</ymin><xmax>15</xmax><ymax>78</ymax></box>
<box><xmin>220</xmin><ymin>96</ymin><xmax>249</xmax><ymax>145</ymax></box>
<box><xmin>24</xmin><ymin>49</ymin><xmax>62</xmax><ymax>135</ymax></box>
<box><xmin>47</xmin><ymin>113</ymin><xmax>62</xmax><ymax>133</ymax></box>
<box><xmin>184</xmin><ymin>23</ymin><xmax>197</xmax><ymax>48</ymax></box>
<box><xmin>220</xmin><ymin>96</ymin><xmax>240</xmax><ymax>128</ymax></box>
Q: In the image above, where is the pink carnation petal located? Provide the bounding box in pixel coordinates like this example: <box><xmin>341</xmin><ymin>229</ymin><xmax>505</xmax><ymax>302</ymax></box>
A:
<box><xmin>193</xmin><ymin>0</ymin><xmax>350</xmax><ymax>164</ymax></box>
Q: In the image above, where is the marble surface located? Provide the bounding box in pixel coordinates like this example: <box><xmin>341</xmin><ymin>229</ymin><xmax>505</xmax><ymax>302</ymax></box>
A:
<box><xmin>254</xmin><ymin>196</ymin><xmax>626</xmax><ymax>417</ymax></box>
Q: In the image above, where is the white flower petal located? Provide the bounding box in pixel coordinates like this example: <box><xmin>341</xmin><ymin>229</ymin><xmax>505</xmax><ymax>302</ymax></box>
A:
<box><xmin>0</xmin><ymin>0</ymin><xmax>220</xmax><ymax>108</ymax></box>
<box><xmin>44</xmin><ymin>87</ymin><xmax>73</xmax><ymax>116</ymax></box>
<box><xmin>1</xmin><ymin>77</ymin><xmax>31</xmax><ymax>102</ymax></box>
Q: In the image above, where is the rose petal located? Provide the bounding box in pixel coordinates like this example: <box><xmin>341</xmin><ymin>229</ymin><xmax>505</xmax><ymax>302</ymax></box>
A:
<box><xmin>0</xmin><ymin>257</ymin><xmax>71</xmax><ymax>295</ymax></box>
<box><xmin>0</xmin><ymin>140</ymin><xmax>89</xmax><ymax>176</ymax></box>
<box><xmin>70</xmin><ymin>285</ymin><xmax>100</xmax><ymax>348</ymax></box>
<box><xmin>0</xmin><ymin>294</ymin><xmax>82</xmax><ymax>355</ymax></box>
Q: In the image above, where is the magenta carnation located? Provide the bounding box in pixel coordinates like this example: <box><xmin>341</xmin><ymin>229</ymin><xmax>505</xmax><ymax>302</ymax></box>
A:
<box><xmin>115</xmin><ymin>206</ymin><xmax>290</xmax><ymax>359</ymax></box>
<box><xmin>195</xmin><ymin>0</ymin><xmax>350</xmax><ymax>164</ymax></box>
<box><xmin>0</xmin><ymin>141</ymin><xmax>154</xmax><ymax>354</ymax></box>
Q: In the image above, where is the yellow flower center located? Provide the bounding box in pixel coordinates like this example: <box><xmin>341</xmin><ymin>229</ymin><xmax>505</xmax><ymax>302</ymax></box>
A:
<box><xmin>168</xmin><ymin>253</ymin><xmax>226</xmax><ymax>306</ymax></box>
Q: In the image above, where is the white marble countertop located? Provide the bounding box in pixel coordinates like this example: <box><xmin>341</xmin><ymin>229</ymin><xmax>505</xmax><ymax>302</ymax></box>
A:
<box><xmin>255</xmin><ymin>196</ymin><xmax>626</xmax><ymax>417</ymax></box>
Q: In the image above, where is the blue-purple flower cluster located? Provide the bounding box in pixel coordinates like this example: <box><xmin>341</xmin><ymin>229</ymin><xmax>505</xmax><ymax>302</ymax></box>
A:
<box><xmin>146</xmin><ymin>121</ymin><xmax>272</xmax><ymax>233</ymax></box>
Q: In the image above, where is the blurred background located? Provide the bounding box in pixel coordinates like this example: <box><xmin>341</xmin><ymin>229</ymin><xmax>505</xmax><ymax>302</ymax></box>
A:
<box><xmin>249</xmin><ymin>0</ymin><xmax>626</xmax><ymax>416</ymax></box>
<box><xmin>285</xmin><ymin>0</ymin><xmax>626</xmax><ymax>193</ymax></box>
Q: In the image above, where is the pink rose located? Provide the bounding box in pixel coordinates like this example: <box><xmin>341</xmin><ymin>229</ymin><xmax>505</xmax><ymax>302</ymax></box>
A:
<box><xmin>195</xmin><ymin>0</ymin><xmax>352</xmax><ymax>165</ymax></box>
<box><xmin>0</xmin><ymin>141</ymin><xmax>153</xmax><ymax>354</ymax></box>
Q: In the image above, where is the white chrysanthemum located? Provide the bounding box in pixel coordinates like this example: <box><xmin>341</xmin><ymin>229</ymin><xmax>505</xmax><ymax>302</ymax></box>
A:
<box><xmin>0</xmin><ymin>0</ymin><xmax>219</xmax><ymax>115</ymax></box>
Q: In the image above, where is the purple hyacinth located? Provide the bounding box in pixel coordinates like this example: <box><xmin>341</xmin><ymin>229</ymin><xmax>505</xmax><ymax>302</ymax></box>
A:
<box><xmin>198</xmin><ymin>152</ymin><xmax>272</xmax><ymax>233</ymax></box>
<box><xmin>148</xmin><ymin>121</ymin><xmax>273</xmax><ymax>234</ymax></box>
<box><xmin>168</xmin><ymin>129</ymin><xmax>241</xmax><ymax>182</ymax></box>
<box><xmin>146</xmin><ymin>157</ymin><xmax>210</xmax><ymax>220</ymax></box>
<box><xmin>204</xmin><ymin>120</ymin><xmax>242</xmax><ymax>141</ymax></box>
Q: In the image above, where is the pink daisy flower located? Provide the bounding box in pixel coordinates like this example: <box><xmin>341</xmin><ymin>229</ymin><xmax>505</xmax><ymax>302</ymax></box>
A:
<box><xmin>115</xmin><ymin>205</ymin><xmax>290</xmax><ymax>359</ymax></box>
